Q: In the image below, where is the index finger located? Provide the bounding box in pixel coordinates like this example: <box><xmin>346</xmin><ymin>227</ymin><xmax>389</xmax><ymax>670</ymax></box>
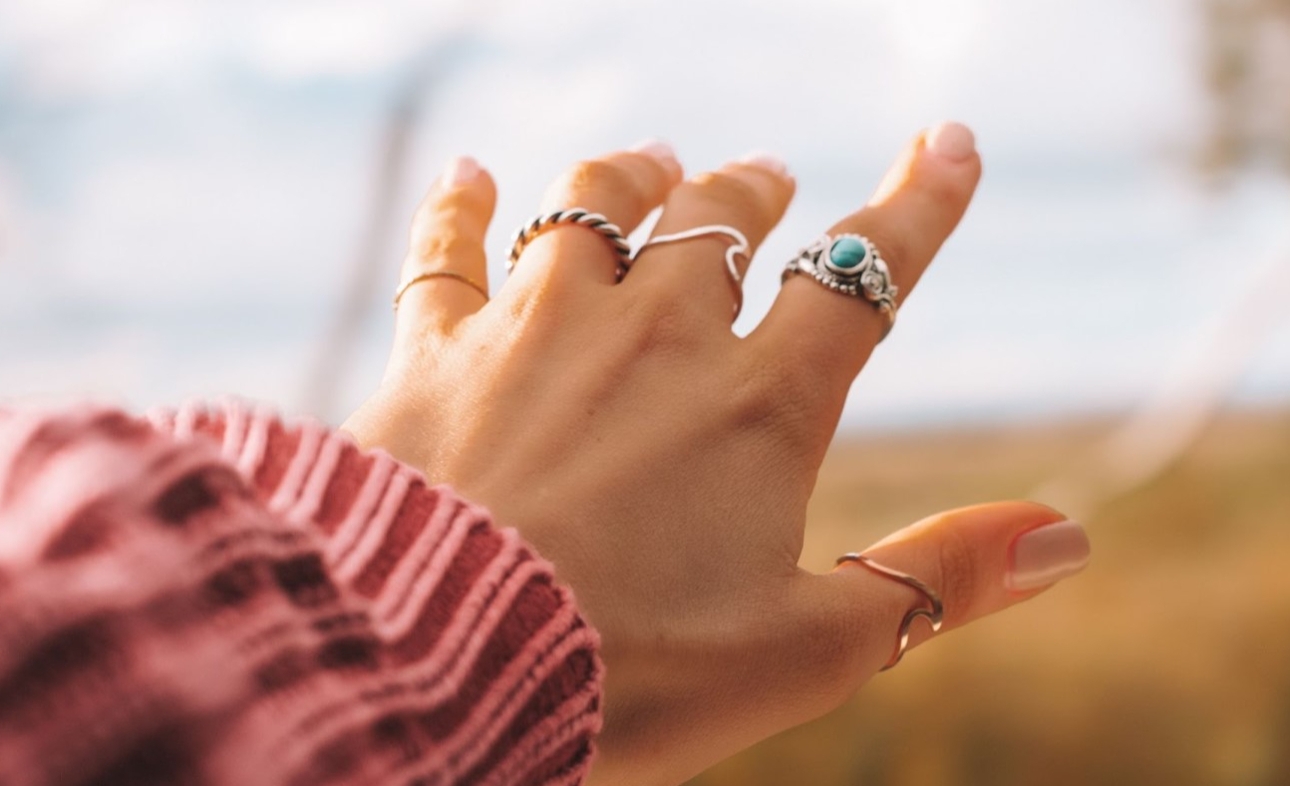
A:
<box><xmin>749</xmin><ymin>123</ymin><xmax>982</xmax><ymax>434</ymax></box>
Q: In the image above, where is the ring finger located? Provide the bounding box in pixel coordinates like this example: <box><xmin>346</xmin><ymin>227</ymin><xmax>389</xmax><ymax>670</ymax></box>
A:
<box><xmin>627</xmin><ymin>154</ymin><xmax>795</xmax><ymax>323</ymax></box>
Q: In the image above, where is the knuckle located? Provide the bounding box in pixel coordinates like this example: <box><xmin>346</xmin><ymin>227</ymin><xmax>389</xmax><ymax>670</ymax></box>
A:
<box><xmin>919</xmin><ymin>166</ymin><xmax>976</xmax><ymax>210</ymax></box>
<box><xmin>683</xmin><ymin>172</ymin><xmax>770</xmax><ymax>229</ymax></box>
<box><xmin>498</xmin><ymin>277</ymin><xmax>576</xmax><ymax>336</ymax></box>
<box><xmin>786</xmin><ymin>596</ymin><xmax>867</xmax><ymax>707</ymax></box>
<box><xmin>724</xmin><ymin>357</ymin><xmax>816</xmax><ymax>444</ymax></box>
<box><xmin>624</xmin><ymin>292</ymin><xmax>709</xmax><ymax>356</ymax></box>
<box><xmin>410</xmin><ymin>230</ymin><xmax>477</xmax><ymax>264</ymax></box>
<box><xmin>553</xmin><ymin>159</ymin><xmax>643</xmax><ymax>216</ymax></box>
<box><xmin>813</xmin><ymin>611</ymin><xmax>863</xmax><ymax>680</ymax></box>
<box><xmin>865</xmin><ymin>228</ymin><xmax>916</xmax><ymax>281</ymax></box>
<box><xmin>561</xmin><ymin>159</ymin><xmax>622</xmax><ymax>192</ymax></box>
<box><xmin>725</xmin><ymin>363</ymin><xmax>783</xmax><ymax>427</ymax></box>
<box><xmin>932</xmin><ymin>524</ymin><xmax>979</xmax><ymax>627</ymax></box>
<box><xmin>414</xmin><ymin>187</ymin><xmax>486</xmax><ymax>231</ymax></box>
<box><xmin>927</xmin><ymin>178</ymin><xmax>968</xmax><ymax>212</ymax></box>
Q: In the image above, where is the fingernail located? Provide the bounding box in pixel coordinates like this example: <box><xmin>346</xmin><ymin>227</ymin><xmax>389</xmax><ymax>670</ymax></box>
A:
<box><xmin>442</xmin><ymin>155</ymin><xmax>481</xmax><ymax>187</ymax></box>
<box><xmin>926</xmin><ymin>121</ymin><xmax>976</xmax><ymax>162</ymax></box>
<box><xmin>1006</xmin><ymin>520</ymin><xmax>1090</xmax><ymax>591</ymax></box>
<box><xmin>739</xmin><ymin>151</ymin><xmax>791</xmax><ymax>178</ymax></box>
<box><xmin>630</xmin><ymin>138</ymin><xmax>680</xmax><ymax>170</ymax></box>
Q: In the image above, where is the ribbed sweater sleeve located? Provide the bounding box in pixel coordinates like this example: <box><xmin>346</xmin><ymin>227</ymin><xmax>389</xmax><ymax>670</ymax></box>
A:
<box><xmin>0</xmin><ymin>401</ymin><xmax>603</xmax><ymax>786</ymax></box>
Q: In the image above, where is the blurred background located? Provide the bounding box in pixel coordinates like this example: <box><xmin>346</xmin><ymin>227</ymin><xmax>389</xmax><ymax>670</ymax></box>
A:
<box><xmin>1</xmin><ymin>0</ymin><xmax>1289</xmax><ymax>784</ymax></box>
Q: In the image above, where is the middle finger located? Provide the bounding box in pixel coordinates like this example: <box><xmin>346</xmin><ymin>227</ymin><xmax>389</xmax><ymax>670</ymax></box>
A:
<box><xmin>625</xmin><ymin>155</ymin><xmax>796</xmax><ymax>324</ymax></box>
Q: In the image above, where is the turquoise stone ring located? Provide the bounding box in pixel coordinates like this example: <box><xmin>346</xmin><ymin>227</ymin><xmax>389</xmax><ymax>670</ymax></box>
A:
<box><xmin>781</xmin><ymin>232</ymin><xmax>899</xmax><ymax>340</ymax></box>
<box><xmin>826</xmin><ymin>236</ymin><xmax>868</xmax><ymax>270</ymax></box>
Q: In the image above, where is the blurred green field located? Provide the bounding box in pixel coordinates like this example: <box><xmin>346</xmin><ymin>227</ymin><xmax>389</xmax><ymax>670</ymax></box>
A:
<box><xmin>688</xmin><ymin>407</ymin><xmax>1290</xmax><ymax>786</ymax></box>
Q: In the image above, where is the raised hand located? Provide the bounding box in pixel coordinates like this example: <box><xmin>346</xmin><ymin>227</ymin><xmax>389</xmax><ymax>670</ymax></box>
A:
<box><xmin>343</xmin><ymin>125</ymin><xmax>1090</xmax><ymax>786</ymax></box>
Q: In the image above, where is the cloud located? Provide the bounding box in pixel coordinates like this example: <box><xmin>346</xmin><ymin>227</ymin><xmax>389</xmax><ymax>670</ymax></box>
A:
<box><xmin>2</xmin><ymin>0</ymin><xmax>1286</xmax><ymax>427</ymax></box>
<box><xmin>0</xmin><ymin>0</ymin><xmax>454</xmax><ymax>99</ymax></box>
<box><xmin>0</xmin><ymin>164</ymin><xmax>19</xmax><ymax>265</ymax></box>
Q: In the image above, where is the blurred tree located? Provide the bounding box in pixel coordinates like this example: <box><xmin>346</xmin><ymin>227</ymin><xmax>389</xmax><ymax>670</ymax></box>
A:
<box><xmin>299</xmin><ymin>2</ymin><xmax>502</xmax><ymax>421</ymax></box>
<box><xmin>1034</xmin><ymin>1</ymin><xmax>1290</xmax><ymax>521</ymax></box>
<box><xmin>1201</xmin><ymin>0</ymin><xmax>1290</xmax><ymax>179</ymax></box>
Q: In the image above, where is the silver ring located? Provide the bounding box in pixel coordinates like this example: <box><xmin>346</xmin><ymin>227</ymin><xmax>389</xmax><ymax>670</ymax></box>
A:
<box><xmin>507</xmin><ymin>208</ymin><xmax>632</xmax><ymax>279</ymax></box>
<box><xmin>782</xmin><ymin>234</ymin><xmax>899</xmax><ymax>339</ymax></box>
<box><xmin>835</xmin><ymin>553</ymin><xmax>943</xmax><ymax>671</ymax></box>
<box><xmin>633</xmin><ymin>224</ymin><xmax>749</xmax><ymax>319</ymax></box>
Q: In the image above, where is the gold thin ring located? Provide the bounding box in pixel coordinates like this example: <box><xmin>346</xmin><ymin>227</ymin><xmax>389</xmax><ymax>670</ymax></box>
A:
<box><xmin>392</xmin><ymin>271</ymin><xmax>489</xmax><ymax>310</ymax></box>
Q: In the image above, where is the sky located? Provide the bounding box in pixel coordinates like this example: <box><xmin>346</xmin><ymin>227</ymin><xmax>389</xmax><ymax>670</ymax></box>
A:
<box><xmin>1</xmin><ymin>0</ymin><xmax>1288</xmax><ymax>430</ymax></box>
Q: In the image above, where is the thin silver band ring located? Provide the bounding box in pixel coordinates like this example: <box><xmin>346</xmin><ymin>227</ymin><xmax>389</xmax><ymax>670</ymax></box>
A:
<box><xmin>835</xmin><ymin>552</ymin><xmax>944</xmax><ymax>671</ymax></box>
<box><xmin>633</xmin><ymin>224</ymin><xmax>750</xmax><ymax>319</ymax></box>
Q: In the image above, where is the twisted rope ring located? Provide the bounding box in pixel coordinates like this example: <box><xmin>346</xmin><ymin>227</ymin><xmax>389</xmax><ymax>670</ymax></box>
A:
<box><xmin>507</xmin><ymin>209</ymin><xmax>632</xmax><ymax>278</ymax></box>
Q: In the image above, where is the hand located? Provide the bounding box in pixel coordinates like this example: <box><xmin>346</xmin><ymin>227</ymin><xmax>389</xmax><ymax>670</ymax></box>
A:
<box><xmin>343</xmin><ymin>126</ymin><xmax>1090</xmax><ymax>786</ymax></box>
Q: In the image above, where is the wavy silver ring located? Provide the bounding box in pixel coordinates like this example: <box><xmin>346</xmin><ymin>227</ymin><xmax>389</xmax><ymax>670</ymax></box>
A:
<box><xmin>632</xmin><ymin>225</ymin><xmax>749</xmax><ymax>319</ymax></box>
<box><xmin>507</xmin><ymin>208</ymin><xmax>632</xmax><ymax>279</ymax></box>
<box><xmin>782</xmin><ymin>234</ymin><xmax>899</xmax><ymax>340</ymax></box>
<box><xmin>835</xmin><ymin>552</ymin><xmax>943</xmax><ymax>671</ymax></box>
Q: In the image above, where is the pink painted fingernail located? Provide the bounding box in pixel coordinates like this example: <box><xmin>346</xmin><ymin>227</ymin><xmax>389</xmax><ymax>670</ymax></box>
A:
<box><xmin>443</xmin><ymin>155</ymin><xmax>481</xmax><ymax>187</ymax></box>
<box><xmin>739</xmin><ymin>151</ymin><xmax>791</xmax><ymax>178</ymax></box>
<box><xmin>926</xmin><ymin>121</ymin><xmax>977</xmax><ymax>162</ymax></box>
<box><xmin>1006</xmin><ymin>520</ymin><xmax>1090</xmax><ymax>591</ymax></box>
<box><xmin>631</xmin><ymin>139</ymin><xmax>680</xmax><ymax>170</ymax></box>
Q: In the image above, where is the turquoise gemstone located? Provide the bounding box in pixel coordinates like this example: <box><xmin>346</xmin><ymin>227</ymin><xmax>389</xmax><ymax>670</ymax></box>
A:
<box><xmin>829</xmin><ymin>237</ymin><xmax>867</xmax><ymax>269</ymax></box>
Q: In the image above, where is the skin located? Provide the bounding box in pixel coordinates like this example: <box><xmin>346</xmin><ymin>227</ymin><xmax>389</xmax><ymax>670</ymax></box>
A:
<box><xmin>342</xmin><ymin>126</ymin><xmax>1085</xmax><ymax>786</ymax></box>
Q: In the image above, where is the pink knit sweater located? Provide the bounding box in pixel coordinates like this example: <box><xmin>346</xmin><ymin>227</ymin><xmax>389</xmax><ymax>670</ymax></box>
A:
<box><xmin>0</xmin><ymin>401</ymin><xmax>603</xmax><ymax>786</ymax></box>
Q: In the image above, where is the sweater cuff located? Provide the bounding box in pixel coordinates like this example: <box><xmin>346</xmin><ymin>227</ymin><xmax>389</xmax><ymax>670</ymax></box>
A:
<box><xmin>0</xmin><ymin>401</ymin><xmax>603</xmax><ymax>786</ymax></box>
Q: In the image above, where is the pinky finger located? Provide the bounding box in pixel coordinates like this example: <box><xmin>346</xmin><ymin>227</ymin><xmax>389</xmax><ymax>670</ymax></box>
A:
<box><xmin>394</xmin><ymin>156</ymin><xmax>497</xmax><ymax>343</ymax></box>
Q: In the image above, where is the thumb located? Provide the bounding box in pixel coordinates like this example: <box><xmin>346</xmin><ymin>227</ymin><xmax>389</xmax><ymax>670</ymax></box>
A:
<box><xmin>803</xmin><ymin>500</ymin><xmax>1090</xmax><ymax>682</ymax></box>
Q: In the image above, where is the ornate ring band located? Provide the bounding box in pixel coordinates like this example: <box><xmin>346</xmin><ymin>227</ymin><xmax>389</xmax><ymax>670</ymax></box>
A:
<box><xmin>835</xmin><ymin>553</ymin><xmax>943</xmax><ymax>671</ymax></box>
<box><xmin>507</xmin><ymin>208</ymin><xmax>632</xmax><ymax>279</ymax></box>
<box><xmin>782</xmin><ymin>234</ymin><xmax>899</xmax><ymax>340</ymax></box>
<box><xmin>392</xmin><ymin>271</ymin><xmax>489</xmax><ymax>310</ymax></box>
<box><xmin>632</xmin><ymin>224</ymin><xmax>750</xmax><ymax>319</ymax></box>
